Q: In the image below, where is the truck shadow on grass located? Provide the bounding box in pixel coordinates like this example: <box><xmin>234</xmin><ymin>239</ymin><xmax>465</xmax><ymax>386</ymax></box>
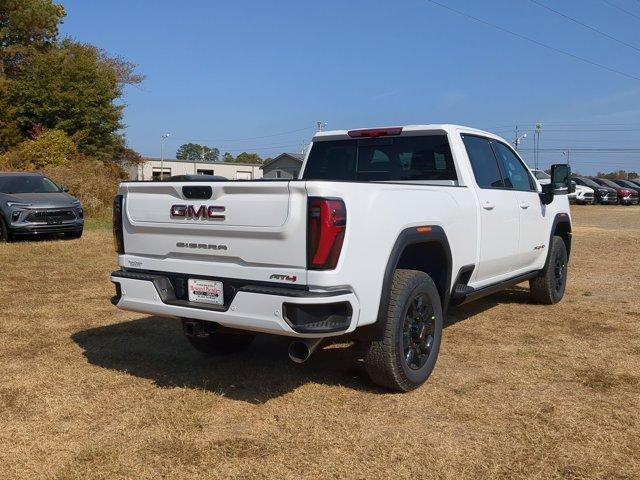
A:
<box><xmin>72</xmin><ymin>287</ymin><xmax>532</xmax><ymax>404</ymax></box>
<box><xmin>72</xmin><ymin>316</ymin><xmax>376</xmax><ymax>403</ymax></box>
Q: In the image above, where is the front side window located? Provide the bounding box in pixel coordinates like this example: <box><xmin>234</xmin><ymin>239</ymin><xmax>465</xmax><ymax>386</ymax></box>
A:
<box><xmin>492</xmin><ymin>142</ymin><xmax>535</xmax><ymax>191</ymax></box>
<box><xmin>461</xmin><ymin>135</ymin><xmax>504</xmax><ymax>189</ymax></box>
<box><xmin>303</xmin><ymin>135</ymin><xmax>457</xmax><ymax>182</ymax></box>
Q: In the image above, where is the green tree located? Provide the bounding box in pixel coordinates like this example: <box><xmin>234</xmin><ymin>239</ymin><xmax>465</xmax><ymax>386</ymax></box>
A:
<box><xmin>0</xmin><ymin>0</ymin><xmax>65</xmax><ymax>75</ymax></box>
<box><xmin>5</xmin><ymin>39</ymin><xmax>143</xmax><ymax>159</ymax></box>
<box><xmin>176</xmin><ymin>143</ymin><xmax>219</xmax><ymax>162</ymax></box>
<box><xmin>0</xmin><ymin>1</ymin><xmax>143</xmax><ymax>161</ymax></box>
<box><xmin>234</xmin><ymin>152</ymin><xmax>262</xmax><ymax>165</ymax></box>
<box><xmin>0</xmin><ymin>128</ymin><xmax>76</xmax><ymax>169</ymax></box>
<box><xmin>596</xmin><ymin>170</ymin><xmax>639</xmax><ymax>180</ymax></box>
<box><xmin>222</xmin><ymin>152</ymin><xmax>234</xmax><ymax>163</ymax></box>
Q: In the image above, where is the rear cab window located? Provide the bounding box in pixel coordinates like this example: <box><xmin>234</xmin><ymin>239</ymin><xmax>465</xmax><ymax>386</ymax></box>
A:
<box><xmin>302</xmin><ymin>134</ymin><xmax>458</xmax><ymax>184</ymax></box>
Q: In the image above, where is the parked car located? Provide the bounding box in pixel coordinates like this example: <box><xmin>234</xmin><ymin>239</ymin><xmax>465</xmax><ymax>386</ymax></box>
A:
<box><xmin>110</xmin><ymin>124</ymin><xmax>573</xmax><ymax>391</ymax></box>
<box><xmin>626</xmin><ymin>178</ymin><xmax>640</xmax><ymax>189</ymax></box>
<box><xmin>609</xmin><ymin>179</ymin><xmax>640</xmax><ymax>200</ymax></box>
<box><xmin>590</xmin><ymin>177</ymin><xmax>639</xmax><ymax>205</ymax></box>
<box><xmin>572</xmin><ymin>176</ymin><xmax>618</xmax><ymax>204</ymax></box>
<box><xmin>532</xmin><ymin>170</ymin><xmax>593</xmax><ymax>203</ymax></box>
<box><xmin>0</xmin><ymin>172</ymin><xmax>84</xmax><ymax>242</ymax></box>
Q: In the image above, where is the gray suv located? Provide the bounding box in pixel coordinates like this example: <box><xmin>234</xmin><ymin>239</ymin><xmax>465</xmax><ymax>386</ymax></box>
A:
<box><xmin>0</xmin><ymin>172</ymin><xmax>84</xmax><ymax>242</ymax></box>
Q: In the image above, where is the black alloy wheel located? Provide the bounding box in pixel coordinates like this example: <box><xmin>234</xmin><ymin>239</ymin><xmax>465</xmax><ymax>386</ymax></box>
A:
<box><xmin>402</xmin><ymin>293</ymin><xmax>436</xmax><ymax>371</ymax></box>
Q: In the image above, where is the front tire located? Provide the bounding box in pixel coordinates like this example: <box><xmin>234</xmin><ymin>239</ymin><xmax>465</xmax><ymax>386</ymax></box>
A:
<box><xmin>0</xmin><ymin>217</ymin><xmax>11</xmax><ymax>243</ymax></box>
<box><xmin>529</xmin><ymin>236</ymin><xmax>568</xmax><ymax>304</ymax></box>
<box><xmin>182</xmin><ymin>319</ymin><xmax>256</xmax><ymax>355</ymax></box>
<box><xmin>65</xmin><ymin>229</ymin><xmax>83</xmax><ymax>240</ymax></box>
<box><xmin>364</xmin><ymin>270</ymin><xmax>443</xmax><ymax>392</ymax></box>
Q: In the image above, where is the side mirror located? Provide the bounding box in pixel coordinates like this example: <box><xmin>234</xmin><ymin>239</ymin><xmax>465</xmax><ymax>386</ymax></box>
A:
<box><xmin>540</xmin><ymin>183</ymin><xmax>554</xmax><ymax>205</ymax></box>
<box><xmin>551</xmin><ymin>164</ymin><xmax>573</xmax><ymax>193</ymax></box>
<box><xmin>61</xmin><ymin>186</ymin><xmax>69</xmax><ymax>193</ymax></box>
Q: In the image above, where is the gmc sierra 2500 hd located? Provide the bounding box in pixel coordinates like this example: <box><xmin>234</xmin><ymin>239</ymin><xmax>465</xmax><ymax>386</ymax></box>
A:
<box><xmin>110</xmin><ymin>124</ymin><xmax>573</xmax><ymax>391</ymax></box>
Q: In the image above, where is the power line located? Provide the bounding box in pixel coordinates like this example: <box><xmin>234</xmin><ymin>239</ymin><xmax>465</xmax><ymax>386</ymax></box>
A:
<box><xmin>486</xmin><ymin>122</ymin><xmax>640</xmax><ymax>129</ymax></box>
<box><xmin>602</xmin><ymin>0</ymin><xmax>640</xmax><ymax>21</ymax></box>
<box><xmin>423</xmin><ymin>0</ymin><xmax>640</xmax><ymax>81</ymax></box>
<box><xmin>141</xmin><ymin>143</ymin><xmax>303</xmax><ymax>158</ymax></box>
<box><xmin>527</xmin><ymin>0</ymin><xmax>640</xmax><ymax>53</ymax></box>
<box><xmin>499</xmin><ymin>128</ymin><xmax>640</xmax><ymax>133</ymax></box>
<box><xmin>168</xmin><ymin>126</ymin><xmax>315</xmax><ymax>145</ymax></box>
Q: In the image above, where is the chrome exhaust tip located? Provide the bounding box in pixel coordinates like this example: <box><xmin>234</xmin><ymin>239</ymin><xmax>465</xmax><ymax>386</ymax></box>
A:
<box><xmin>288</xmin><ymin>338</ymin><xmax>323</xmax><ymax>364</ymax></box>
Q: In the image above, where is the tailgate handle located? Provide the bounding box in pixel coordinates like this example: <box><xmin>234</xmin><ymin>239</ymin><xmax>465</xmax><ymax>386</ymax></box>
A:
<box><xmin>183</xmin><ymin>186</ymin><xmax>212</xmax><ymax>199</ymax></box>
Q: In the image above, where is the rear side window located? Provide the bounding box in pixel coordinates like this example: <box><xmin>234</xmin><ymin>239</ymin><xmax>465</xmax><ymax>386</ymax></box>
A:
<box><xmin>461</xmin><ymin>135</ymin><xmax>504</xmax><ymax>188</ymax></box>
<box><xmin>492</xmin><ymin>142</ymin><xmax>535</xmax><ymax>191</ymax></box>
<box><xmin>303</xmin><ymin>135</ymin><xmax>457</xmax><ymax>182</ymax></box>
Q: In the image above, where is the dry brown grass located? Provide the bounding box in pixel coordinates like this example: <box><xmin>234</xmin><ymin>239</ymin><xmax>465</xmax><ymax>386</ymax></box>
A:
<box><xmin>1</xmin><ymin>206</ymin><xmax>639</xmax><ymax>479</ymax></box>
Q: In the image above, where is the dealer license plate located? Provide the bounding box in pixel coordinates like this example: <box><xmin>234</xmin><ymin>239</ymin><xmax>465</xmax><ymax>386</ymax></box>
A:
<box><xmin>187</xmin><ymin>279</ymin><xmax>224</xmax><ymax>305</ymax></box>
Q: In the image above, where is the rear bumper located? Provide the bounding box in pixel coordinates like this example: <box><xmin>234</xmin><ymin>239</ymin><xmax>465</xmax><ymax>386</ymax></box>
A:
<box><xmin>110</xmin><ymin>269</ymin><xmax>360</xmax><ymax>338</ymax></box>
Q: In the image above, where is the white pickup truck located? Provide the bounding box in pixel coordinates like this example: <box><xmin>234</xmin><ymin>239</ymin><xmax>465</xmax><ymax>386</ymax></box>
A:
<box><xmin>111</xmin><ymin>124</ymin><xmax>573</xmax><ymax>391</ymax></box>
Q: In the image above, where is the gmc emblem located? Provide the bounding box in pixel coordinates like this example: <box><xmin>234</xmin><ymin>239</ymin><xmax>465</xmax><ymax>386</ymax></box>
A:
<box><xmin>171</xmin><ymin>204</ymin><xmax>225</xmax><ymax>220</ymax></box>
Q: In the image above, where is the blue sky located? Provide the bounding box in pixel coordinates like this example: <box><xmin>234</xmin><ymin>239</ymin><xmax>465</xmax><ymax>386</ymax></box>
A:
<box><xmin>59</xmin><ymin>0</ymin><xmax>640</xmax><ymax>173</ymax></box>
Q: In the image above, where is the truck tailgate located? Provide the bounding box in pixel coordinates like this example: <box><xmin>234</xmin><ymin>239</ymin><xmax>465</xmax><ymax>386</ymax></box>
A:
<box><xmin>120</xmin><ymin>181</ymin><xmax>309</xmax><ymax>285</ymax></box>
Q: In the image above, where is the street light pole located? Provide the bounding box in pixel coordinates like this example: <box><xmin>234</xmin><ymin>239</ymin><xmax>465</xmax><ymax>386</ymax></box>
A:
<box><xmin>160</xmin><ymin>133</ymin><xmax>170</xmax><ymax>180</ymax></box>
<box><xmin>513</xmin><ymin>125</ymin><xmax>527</xmax><ymax>151</ymax></box>
<box><xmin>534</xmin><ymin>123</ymin><xmax>542</xmax><ymax>170</ymax></box>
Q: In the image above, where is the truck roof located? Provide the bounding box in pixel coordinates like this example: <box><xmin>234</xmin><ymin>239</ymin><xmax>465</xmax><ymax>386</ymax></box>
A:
<box><xmin>313</xmin><ymin>124</ymin><xmax>504</xmax><ymax>142</ymax></box>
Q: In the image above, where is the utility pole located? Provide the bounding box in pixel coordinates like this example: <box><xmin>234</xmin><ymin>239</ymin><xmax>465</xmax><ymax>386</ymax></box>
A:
<box><xmin>513</xmin><ymin>125</ymin><xmax>527</xmax><ymax>151</ymax></box>
<box><xmin>160</xmin><ymin>133</ymin><xmax>170</xmax><ymax>180</ymax></box>
<box><xmin>316</xmin><ymin>121</ymin><xmax>327</xmax><ymax>132</ymax></box>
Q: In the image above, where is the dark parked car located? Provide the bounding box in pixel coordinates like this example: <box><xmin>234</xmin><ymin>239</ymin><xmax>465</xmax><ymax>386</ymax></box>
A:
<box><xmin>572</xmin><ymin>176</ymin><xmax>617</xmax><ymax>204</ymax></box>
<box><xmin>610</xmin><ymin>179</ymin><xmax>640</xmax><ymax>200</ymax></box>
<box><xmin>0</xmin><ymin>172</ymin><xmax>84</xmax><ymax>242</ymax></box>
<box><xmin>590</xmin><ymin>177</ymin><xmax>639</xmax><ymax>205</ymax></box>
<box><xmin>627</xmin><ymin>178</ymin><xmax>640</xmax><ymax>189</ymax></box>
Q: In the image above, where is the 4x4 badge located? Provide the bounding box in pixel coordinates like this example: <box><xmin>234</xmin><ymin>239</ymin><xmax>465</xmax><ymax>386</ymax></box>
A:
<box><xmin>270</xmin><ymin>274</ymin><xmax>297</xmax><ymax>282</ymax></box>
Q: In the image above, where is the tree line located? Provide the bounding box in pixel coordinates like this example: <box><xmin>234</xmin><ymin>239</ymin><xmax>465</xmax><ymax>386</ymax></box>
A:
<box><xmin>176</xmin><ymin>143</ymin><xmax>263</xmax><ymax>165</ymax></box>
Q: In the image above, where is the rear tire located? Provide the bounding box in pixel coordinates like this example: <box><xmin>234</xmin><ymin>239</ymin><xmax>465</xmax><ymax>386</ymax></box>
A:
<box><xmin>364</xmin><ymin>269</ymin><xmax>443</xmax><ymax>392</ymax></box>
<box><xmin>182</xmin><ymin>319</ymin><xmax>255</xmax><ymax>355</ymax></box>
<box><xmin>529</xmin><ymin>236</ymin><xmax>568</xmax><ymax>304</ymax></box>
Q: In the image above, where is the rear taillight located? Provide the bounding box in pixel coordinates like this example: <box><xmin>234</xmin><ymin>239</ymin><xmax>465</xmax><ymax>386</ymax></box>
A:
<box><xmin>307</xmin><ymin>197</ymin><xmax>346</xmax><ymax>270</ymax></box>
<box><xmin>113</xmin><ymin>195</ymin><xmax>124</xmax><ymax>254</ymax></box>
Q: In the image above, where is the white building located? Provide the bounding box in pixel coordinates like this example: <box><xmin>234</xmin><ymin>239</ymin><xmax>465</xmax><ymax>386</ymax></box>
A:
<box><xmin>127</xmin><ymin>158</ymin><xmax>263</xmax><ymax>181</ymax></box>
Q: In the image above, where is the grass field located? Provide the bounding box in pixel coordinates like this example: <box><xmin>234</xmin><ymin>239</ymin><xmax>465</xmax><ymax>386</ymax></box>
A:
<box><xmin>1</xmin><ymin>207</ymin><xmax>639</xmax><ymax>479</ymax></box>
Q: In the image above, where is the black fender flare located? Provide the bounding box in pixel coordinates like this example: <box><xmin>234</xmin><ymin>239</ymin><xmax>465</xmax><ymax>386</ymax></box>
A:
<box><xmin>355</xmin><ymin>225</ymin><xmax>452</xmax><ymax>341</ymax></box>
<box><xmin>542</xmin><ymin>213</ymin><xmax>572</xmax><ymax>272</ymax></box>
